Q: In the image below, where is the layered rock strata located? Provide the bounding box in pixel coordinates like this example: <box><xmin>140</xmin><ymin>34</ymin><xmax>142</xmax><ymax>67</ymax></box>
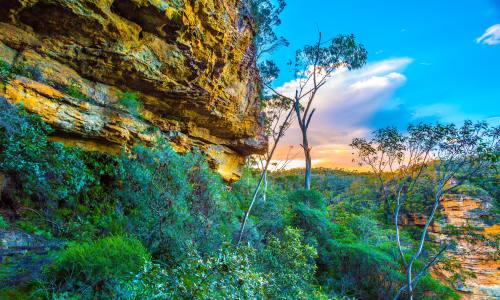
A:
<box><xmin>400</xmin><ymin>195</ymin><xmax>499</xmax><ymax>299</ymax></box>
<box><xmin>0</xmin><ymin>0</ymin><xmax>266</xmax><ymax>181</ymax></box>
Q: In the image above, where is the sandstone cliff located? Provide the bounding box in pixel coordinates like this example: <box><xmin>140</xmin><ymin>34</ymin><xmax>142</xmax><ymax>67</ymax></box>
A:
<box><xmin>400</xmin><ymin>195</ymin><xmax>499</xmax><ymax>299</ymax></box>
<box><xmin>0</xmin><ymin>0</ymin><xmax>266</xmax><ymax>181</ymax></box>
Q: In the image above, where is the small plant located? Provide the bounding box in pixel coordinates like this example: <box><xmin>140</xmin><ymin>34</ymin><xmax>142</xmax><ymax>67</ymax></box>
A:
<box><xmin>16</xmin><ymin>220</ymin><xmax>53</xmax><ymax>239</ymax></box>
<box><xmin>0</xmin><ymin>60</ymin><xmax>11</xmax><ymax>82</ymax></box>
<box><xmin>65</xmin><ymin>80</ymin><xmax>87</xmax><ymax>100</ymax></box>
<box><xmin>10</xmin><ymin>62</ymin><xmax>43</xmax><ymax>81</ymax></box>
<box><xmin>0</xmin><ymin>214</ymin><xmax>9</xmax><ymax>229</ymax></box>
<box><xmin>117</xmin><ymin>91</ymin><xmax>141</xmax><ymax>114</ymax></box>
<box><xmin>11</xmin><ymin>62</ymin><xmax>30</xmax><ymax>77</ymax></box>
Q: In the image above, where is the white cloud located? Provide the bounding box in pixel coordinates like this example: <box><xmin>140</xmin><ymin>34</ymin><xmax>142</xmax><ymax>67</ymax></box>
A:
<box><xmin>272</xmin><ymin>57</ymin><xmax>412</xmax><ymax>169</ymax></box>
<box><xmin>476</xmin><ymin>24</ymin><xmax>500</xmax><ymax>45</ymax></box>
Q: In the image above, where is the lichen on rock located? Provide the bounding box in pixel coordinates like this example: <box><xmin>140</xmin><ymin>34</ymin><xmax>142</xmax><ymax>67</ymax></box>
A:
<box><xmin>0</xmin><ymin>0</ymin><xmax>267</xmax><ymax>181</ymax></box>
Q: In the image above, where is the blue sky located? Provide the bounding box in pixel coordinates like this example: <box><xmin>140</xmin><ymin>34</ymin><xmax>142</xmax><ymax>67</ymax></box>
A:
<box><xmin>269</xmin><ymin>0</ymin><xmax>500</xmax><ymax>169</ymax></box>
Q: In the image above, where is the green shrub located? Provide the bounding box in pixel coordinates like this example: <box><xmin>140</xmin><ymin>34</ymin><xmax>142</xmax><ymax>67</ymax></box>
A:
<box><xmin>16</xmin><ymin>220</ymin><xmax>53</xmax><ymax>239</ymax></box>
<box><xmin>0</xmin><ymin>215</ymin><xmax>8</xmax><ymax>229</ymax></box>
<box><xmin>346</xmin><ymin>215</ymin><xmax>385</xmax><ymax>244</ymax></box>
<box><xmin>453</xmin><ymin>183</ymin><xmax>489</xmax><ymax>197</ymax></box>
<box><xmin>320</xmin><ymin>241</ymin><xmax>403</xmax><ymax>299</ymax></box>
<box><xmin>60</xmin><ymin>152</ymin><xmax>126</xmax><ymax>242</ymax></box>
<box><xmin>0</xmin><ymin>60</ymin><xmax>11</xmax><ymax>82</ymax></box>
<box><xmin>123</xmin><ymin>244</ymin><xmax>267</xmax><ymax>299</ymax></box>
<box><xmin>117</xmin><ymin>141</ymin><xmax>235</xmax><ymax>261</ymax></box>
<box><xmin>419</xmin><ymin>275</ymin><xmax>460</xmax><ymax>300</ymax></box>
<box><xmin>118</xmin><ymin>91</ymin><xmax>141</xmax><ymax>114</ymax></box>
<box><xmin>65</xmin><ymin>80</ymin><xmax>87</xmax><ymax>100</ymax></box>
<box><xmin>10</xmin><ymin>62</ymin><xmax>43</xmax><ymax>81</ymax></box>
<box><xmin>0</xmin><ymin>287</ymin><xmax>34</xmax><ymax>300</ymax></box>
<box><xmin>288</xmin><ymin>188</ymin><xmax>327</xmax><ymax>210</ymax></box>
<box><xmin>259</xmin><ymin>227</ymin><xmax>318</xmax><ymax>299</ymax></box>
<box><xmin>46</xmin><ymin>236</ymin><xmax>149</xmax><ymax>299</ymax></box>
<box><xmin>0</xmin><ymin>98</ymin><xmax>91</xmax><ymax>208</ymax></box>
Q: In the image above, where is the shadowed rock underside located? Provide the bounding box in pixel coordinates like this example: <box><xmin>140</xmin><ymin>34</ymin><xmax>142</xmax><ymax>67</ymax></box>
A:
<box><xmin>0</xmin><ymin>0</ymin><xmax>267</xmax><ymax>181</ymax></box>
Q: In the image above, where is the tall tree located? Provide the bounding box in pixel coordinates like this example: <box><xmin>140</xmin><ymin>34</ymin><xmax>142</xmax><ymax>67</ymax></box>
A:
<box><xmin>350</xmin><ymin>127</ymin><xmax>406</xmax><ymax>221</ymax></box>
<box><xmin>352</xmin><ymin>121</ymin><xmax>499</xmax><ymax>300</ymax></box>
<box><xmin>268</xmin><ymin>34</ymin><xmax>367</xmax><ymax>189</ymax></box>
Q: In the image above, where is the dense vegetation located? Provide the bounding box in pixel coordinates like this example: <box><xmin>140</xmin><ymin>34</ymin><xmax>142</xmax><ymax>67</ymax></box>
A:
<box><xmin>2</xmin><ymin>98</ymin><xmax>493</xmax><ymax>299</ymax></box>
<box><xmin>0</xmin><ymin>1</ymin><xmax>498</xmax><ymax>299</ymax></box>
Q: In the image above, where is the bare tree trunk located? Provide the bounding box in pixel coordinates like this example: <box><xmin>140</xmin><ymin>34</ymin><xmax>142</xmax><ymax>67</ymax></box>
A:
<box><xmin>237</xmin><ymin>107</ymin><xmax>294</xmax><ymax>244</ymax></box>
<box><xmin>302</xmin><ymin>135</ymin><xmax>312</xmax><ymax>190</ymax></box>
<box><xmin>407</xmin><ymin>268</ymin><xmax>413</xmax><ymax>300</ymax></box>
<box><xmin>262</xmin><ymin>170</ymin><xmax>268</xmax><ymax>201</ymax></box>
<box><xmin>296</xmin><ymin>93</ymin><xmax>313</xmax><ymax>190</ymax></box>
<box><xmin>394</xmin><ymin>185</ymin><xmax>444</xmax><ymax>299</ymax></box>
<box><xmin>237</xmin><ymin>169</ymin><xmax>266</xmax><ymax>244</ymax></box>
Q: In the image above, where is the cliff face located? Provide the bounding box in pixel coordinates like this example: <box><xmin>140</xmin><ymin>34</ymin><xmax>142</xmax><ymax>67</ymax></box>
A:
<box><xmin>0</xmin><ymin>0</ymin><xmax>266</xmax><ymax>181</ymax></box>
<box><xmin>400</xmin><ymin>195</ymin><xmax>500</xmax><ymax>299</ymax></box>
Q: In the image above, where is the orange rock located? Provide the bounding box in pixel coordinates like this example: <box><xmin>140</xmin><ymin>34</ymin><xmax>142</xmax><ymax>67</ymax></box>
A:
<box><xmin>484</xmin><ymin>224</ymin><xmax>500</xmax><ymax>235</ymax></box>
<box><xmin>432</xmin><ymin>196</ymin><xmax>498</xmax><ymax>299</ymax></box>
<box><xmin>0</xmin><ymin>0</ymin><xmax>267</xmax><ymax>181</ymax></box>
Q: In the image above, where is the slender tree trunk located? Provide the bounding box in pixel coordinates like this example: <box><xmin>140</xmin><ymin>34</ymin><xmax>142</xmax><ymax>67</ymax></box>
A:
<box><xmin>384</xmin><ymin>194</ymin><xmax>392</xmax><ymax>223</ymax></box>
<box><xmin>302</xmin><ymin>139</ymin><xmax>312</xmax><ymax>190</ymax></box>
<box><xmin>237</xmin><ymin>107</ymin><xmax>294</xmax><ymax>244</ymax></box>
<box><xmin>296</xmin><ymin>95</ymin><xmax>312</xmax><ymax>190</ymax></box>
<box><xmin>237</xmin><ymin>169</ymin><xmax>266</xmax><ymax>244</ymax></box>
<box><xmin>407</xmin><ymin>266</ymin><xmax>413</xmax><ymax>300</ymax></box>
<box><xmin>262</xmin><ymin>170</ymin><xmax>268</xmax><ymax>201</ymax></box>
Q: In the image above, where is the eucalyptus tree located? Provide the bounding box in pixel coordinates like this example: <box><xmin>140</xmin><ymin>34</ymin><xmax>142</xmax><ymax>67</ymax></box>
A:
<box><xmin>351</xmin><ymin>121</ymin><xmax>499</xmax><ymax>300</ymax></box>
<box><xmin>266</xmin><ymin>34</ymin><xmax>367</xmax><ymax>189</ymax></box>
<box><xmin>238</xmin><ymin>2</ymin><xmax>367</xmax><ymax>243</ymax></box>
<box><xmin>247</xmin><ymin>0</ymin><xmax>288</xmax><ymax>59</ymax></box>
<box><xmin>293</xmin><ymin>34</ymin><xmax>366</xmax><ymax>189</ymax></box>
<box><xmin>350</xmin><ymin>127</ymin><xmax>406</xmax><ymax>221</ymax></box>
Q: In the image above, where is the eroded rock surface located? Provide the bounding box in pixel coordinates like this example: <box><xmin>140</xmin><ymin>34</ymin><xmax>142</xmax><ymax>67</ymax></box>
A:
<box><xmin>400</xmin><ymin>195</ymin><xmax>500</xmax><ymax>299</ymax></box>
<box><xmin>0</xmin><ymin>0</ymin><xmax>266</xmax><ymax>181</ymax></box>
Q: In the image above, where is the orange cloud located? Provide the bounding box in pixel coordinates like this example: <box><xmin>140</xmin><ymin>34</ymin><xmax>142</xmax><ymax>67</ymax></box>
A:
<box><xmin>271</xmin><ymin>58</ymin><xmax>412</xmax><ymax>170</ymax></box>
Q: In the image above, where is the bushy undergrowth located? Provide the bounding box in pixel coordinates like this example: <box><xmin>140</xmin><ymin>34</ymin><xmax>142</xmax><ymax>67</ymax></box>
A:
<box><xmin>44</xmin><ymin>236</ymin><xmax>149</xmax><ymax>299</ymax></box>
<box><xmin>123</xmin><ymin>244</ymin><xmax>268</xmax><ymax>299</ymax></box>
<box><xmin>0</xmin><ymin>97</ymin><xmax>91</xmax><ymax>208</ymax></box>
<box><xmin>0</xmin><ymin>60</ymin><xmax>10</xmax><ymax>82</ymax></box>
<box><xmin>0</xmin><ymin>100</ymin><xmax>468</xmax><ymax>299</ymax></box>
<box><xmin>117</xmin><ymin>141</ymin><xmax>239</xmax><ymax>262</ymax></box>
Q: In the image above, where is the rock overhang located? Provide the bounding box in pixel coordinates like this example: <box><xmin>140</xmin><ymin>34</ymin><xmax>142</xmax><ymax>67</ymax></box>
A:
<box><xmin>0</xmin><ymin>0</ymin><xmax>267</xmax><ymax>181</ymax></box>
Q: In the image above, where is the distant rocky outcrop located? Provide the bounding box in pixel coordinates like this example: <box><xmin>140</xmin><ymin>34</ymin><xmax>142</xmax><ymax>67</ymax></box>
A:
<box><xmin>400</xmin><ymin>195</ymin><xmax>500</xmax><ymax>299</ymax></box>
<box><xmin>0</xmin><ymin>0</ymin><xmax>266</xmax><ymax>181</ymax></box>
